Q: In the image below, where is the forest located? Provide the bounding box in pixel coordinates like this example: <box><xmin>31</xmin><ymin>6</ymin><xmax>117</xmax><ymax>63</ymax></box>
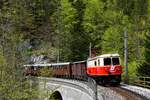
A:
<box><xmin>0</xmin><ymin>0</ymin><xmax>150</xmax><ymax>99</ymax></box>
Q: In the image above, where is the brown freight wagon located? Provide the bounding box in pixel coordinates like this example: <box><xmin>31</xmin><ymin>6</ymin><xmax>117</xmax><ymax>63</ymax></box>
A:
<box><xmin>51</xmin><ymin>62</ymin><xmax>71</xmax><ymax>78</ymax></box>
<box><xmin>24</xmin><ymin>61</ymin><xmax>87</xmax><ymax>80</ymax></box>
<box><xmin>70</xmin><ymin>61</ymin><xmax>87</xmax><ymax>79</ymax></box>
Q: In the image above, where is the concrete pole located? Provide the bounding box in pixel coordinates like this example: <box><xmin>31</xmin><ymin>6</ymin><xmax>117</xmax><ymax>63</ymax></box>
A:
<box><xmin>57</xmin><ymin>0</ymin><xmax>61</xmax><ymax>63</ymax></box>
<box><xmin>57</xmin><ymin>49</ymin><xmax>60</xmax><ymax>63</ymax></box>
<box><xmin>89</xmin><ymin>43</ymin><xmax>92</xmax><ymax>58</ymax></box>
<box><xmin>124</xmin><ymin>27</ymin><xmax>128</xmax><ymax>83</ymax></box>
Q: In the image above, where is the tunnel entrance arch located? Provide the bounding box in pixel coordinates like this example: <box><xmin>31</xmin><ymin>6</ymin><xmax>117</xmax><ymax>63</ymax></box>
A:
<box><xmin>50</xmin><ymin>91</ymin><xmax>63</xmax><ymax>100</ymax></box>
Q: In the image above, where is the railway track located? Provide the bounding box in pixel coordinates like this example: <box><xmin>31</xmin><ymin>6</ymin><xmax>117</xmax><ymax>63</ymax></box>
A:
<box><xmin>97</xmin><ymin>84</ymin><xmax>148</xmax><ymax>100</ymax></box>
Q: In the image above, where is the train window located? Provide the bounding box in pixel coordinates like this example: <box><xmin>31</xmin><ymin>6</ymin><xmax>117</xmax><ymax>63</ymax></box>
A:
<box><xmin>98</xmin><ymin>60</ymin><xmax>100</xmax><ymax>66</ymax></box>
<box><xmin>94</xmin><ymin>61</ymin><xmax>97</xmax><ymax>66</ymax></box>
<box><xmin>104</xmin><ymin>58</ymin><xmax>111</xmax><ymax>65</ymax></box>
<box><xmin>112</xmin><ymin>58</ymin><xmax>119</xmax><ymax>65</ymax></box>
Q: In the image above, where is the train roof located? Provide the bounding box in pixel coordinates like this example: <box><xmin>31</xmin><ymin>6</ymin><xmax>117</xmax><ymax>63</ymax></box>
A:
<box><xmin>72</xmin><ymin>60</ymin><xmax>86</xmax><ymax>64</ymax></box>
<box><xmin>24</xmin><ymin>63</ymin><xmax>51</xmax><ymax>67</ymax></box>
<box><xmin>99</xmin><ymin>54</ymin><xmax>119</xmax><ymax>58</ymax></box>
<box><xmin>51</xmin><ymin>62</ymin><xmax>70</xmax><ymax>66</ymax></box>
<box><xmin>24</xmin><ymin>62</ymin><xmax>70</xmax><ymax>67</ymax></box>
<box><xmin>88</xmin><ymin>53</ymin><xmax>120</xmax><ymax>61</ymax></box>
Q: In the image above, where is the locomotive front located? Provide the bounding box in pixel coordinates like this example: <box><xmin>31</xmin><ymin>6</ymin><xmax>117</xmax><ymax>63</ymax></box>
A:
<box><xmin>87</xmin><ymin>54</ymin><xmax>122</xmax><ymax>84</ymax></box>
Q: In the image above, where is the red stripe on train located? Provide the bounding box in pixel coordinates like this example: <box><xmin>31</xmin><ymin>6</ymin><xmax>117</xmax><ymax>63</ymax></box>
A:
<box><xmin>87</xmin><ymin>66</ymin><xmax>122</xmax><ymax>76</ymax></box>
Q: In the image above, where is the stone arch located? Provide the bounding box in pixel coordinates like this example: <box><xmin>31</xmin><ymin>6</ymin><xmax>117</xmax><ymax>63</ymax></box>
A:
<box><xmin>50</xmin><ymin>91</ymin><xmax>63</xmax><ymax>100</ymax></box>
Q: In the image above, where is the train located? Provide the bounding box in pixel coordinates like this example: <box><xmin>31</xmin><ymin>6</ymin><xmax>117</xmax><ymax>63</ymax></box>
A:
<box><xmin>24</xmin><ymin>53</ymin><xmax>122</xmax><ymax>84</ymax></box>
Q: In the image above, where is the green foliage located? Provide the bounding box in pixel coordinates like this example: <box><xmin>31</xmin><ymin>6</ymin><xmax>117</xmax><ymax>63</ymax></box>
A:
<box><xmin>67</xmin><ymin>0</ymin><xmax>89</xmax><ymax>61</ymax></box>
<box><xmin>137</xmin><ymin>33</ymin><xmax>150</xmax><ymax>77</ymax></box>
<box><xmin>128</xmin><ymin>61</ymin><xmax>138</xmax><ymax>77</ymax></box>
<box><xmin>99</xmin><ymin>0</ymin><xmax>125</xmax><ymax>59</ymax></box>
<box><xmin>38</xmin><ymin>67</ymin><xmax>54</xmax><ymax>77</ymax></box>
<box><xmin>83</xmin><ymin>0</ymin><xmax>104</xmax><ymax>50</ymax></box>
<box><xmin>0</xmin><ymin>0</ymin><xmax>47</xmax><ymax>99</ymax></box>
<box><xmin>102</xmin><ymin>26</ymin><xmax>124</xmax><ymax>55</ymax></box>
<box><xmin>59</xmin><ymin>0</ymin><xmax>76</xmax><ymax>61</ymax></box>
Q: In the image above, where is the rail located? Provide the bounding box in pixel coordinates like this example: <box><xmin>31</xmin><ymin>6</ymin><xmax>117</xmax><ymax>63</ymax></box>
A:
<box><xmin>129</xmin><ymin>77</ymin><xmax>150</xmax><ymax>88</ymax></box>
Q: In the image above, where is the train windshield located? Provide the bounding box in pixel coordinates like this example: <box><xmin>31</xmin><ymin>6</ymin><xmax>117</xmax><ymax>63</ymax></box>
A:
<box><xmin>104</xmin><ymin>58</ymin><xmax>111</xmax><ymax>65</ymax></box>
<box><xmin>112</xmin><ymin>58</ymin><xmax>120</xmax><ymax>65</ymax></box>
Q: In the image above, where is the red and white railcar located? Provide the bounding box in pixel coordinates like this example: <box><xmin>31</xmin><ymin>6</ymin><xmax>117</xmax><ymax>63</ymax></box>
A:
<box><xmin>87</xmin><ymin>54</ymin><xmax>122</xmax><ymax>84</ymax></box>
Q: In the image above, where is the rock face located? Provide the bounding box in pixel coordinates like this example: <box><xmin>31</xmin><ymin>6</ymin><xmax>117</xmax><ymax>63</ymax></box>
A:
<box><xmin>30</xmin><ymin>55</ymin><xmax>49</xmax><ymax>64</ymax></box>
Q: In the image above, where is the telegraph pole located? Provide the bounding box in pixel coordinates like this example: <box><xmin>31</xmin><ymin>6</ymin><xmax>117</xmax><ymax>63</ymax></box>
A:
<box><xmin>124</xmin><ymin>27</ymin><xmax>128</xmax><ymax>83</ymax></box>
<box><xmin>57</xmin><ymin>0</ymin><xmax>61</xmax><ymax>63</ymax></box>
<box><xmin>89</xmin><ymin>42</ymin><xmax>92</xmax><ymax>58</ymax></box>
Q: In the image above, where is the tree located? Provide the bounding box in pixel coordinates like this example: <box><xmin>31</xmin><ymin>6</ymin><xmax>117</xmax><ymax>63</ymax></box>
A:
<box><xmin>68</xmin><ymin>0</ymin><xmax>89</xmax><ymax>61</ymax></box>
<box><xmin>102</xmin><ymin>26</ymin><xmax>124</xmax><ymax>55</ymax></box>
<box><xmin>0</xmin><ymin>0</ymin><xmax>40</xmax><ymax>99</ymax></box>
<box><xmin>137</xmin><ymin>32</ymin><xmax>150</xmax><ymax>77</ymax></box>
<box><xmin>59</xmin><ymin>0</ymin><xmax>76</xmax><ymax>61</ymax></box>
<box><xmin>96</xmin><ymin>0</ymin><xmax>125</xmax><ymax>58</ymax></box>
<box><xmin>83</xmin><ymin>0</ymin><xmax>105</xmax><ymax>53</ymax></box>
